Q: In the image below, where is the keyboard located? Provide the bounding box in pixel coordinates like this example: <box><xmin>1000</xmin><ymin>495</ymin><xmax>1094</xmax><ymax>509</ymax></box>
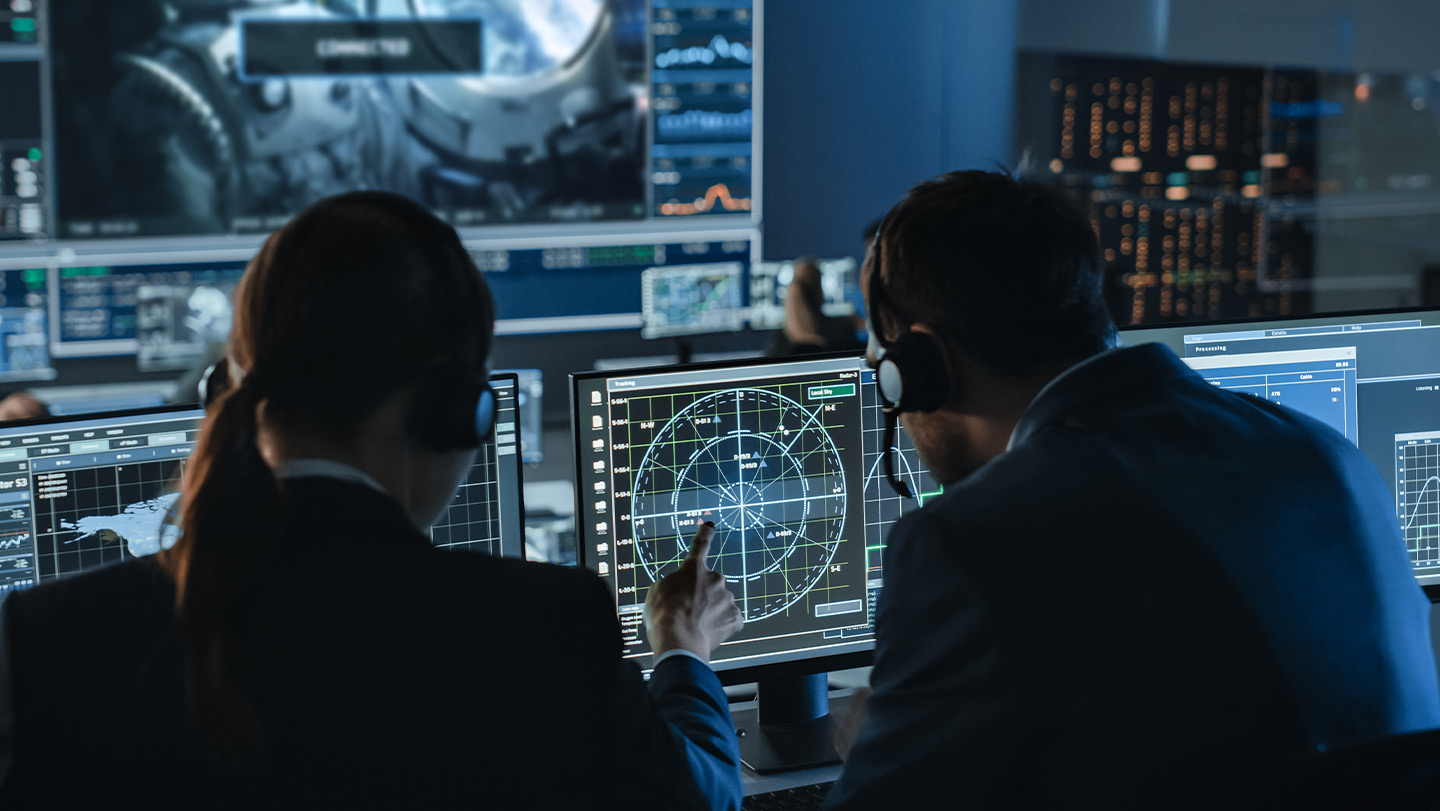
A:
<box><xmin>742</xmin><ymin>781</ymin><xmax>835</xmax><ymax>810</ymax></box>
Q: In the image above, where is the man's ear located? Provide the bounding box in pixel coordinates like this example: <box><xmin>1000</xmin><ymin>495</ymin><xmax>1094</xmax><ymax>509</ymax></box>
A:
<box><xmin>909</xmin><ymin>323</ymin><xmax>967</xmax><ymax>412</ymax></box>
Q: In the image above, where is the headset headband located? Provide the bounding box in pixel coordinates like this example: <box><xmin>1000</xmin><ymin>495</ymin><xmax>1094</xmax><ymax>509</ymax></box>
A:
<box><xmin>866</xmin><ymin>203</ymin><xmax>917</xmax><ymax>499</ymax></box>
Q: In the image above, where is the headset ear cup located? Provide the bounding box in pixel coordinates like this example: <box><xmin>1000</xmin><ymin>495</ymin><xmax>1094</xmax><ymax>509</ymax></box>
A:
<box><xmin>881</xmin><ymin>332</ymin><xmax>952</xmax><ymax>414</ymax></box>
<box><xmin>474</xmin><ymin>387</ymin><xmax>496</xmax><ymax>442</ymax></box>
<box><xmin>413</xmin><ymin>364</ymin><xmax>488</xmax><ymax>451</ymax></box>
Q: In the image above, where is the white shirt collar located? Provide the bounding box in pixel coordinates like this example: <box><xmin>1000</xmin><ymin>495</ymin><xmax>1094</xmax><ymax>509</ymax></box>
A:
<box><xmin>1005</xmin><ymin>349</ymin><xmax>1116</xmax><ymax>452</ymax></box>
<box><xmin>272</xmin><ymin>458</ymin><xmax>387</xmax><ymax>495</ymax></box>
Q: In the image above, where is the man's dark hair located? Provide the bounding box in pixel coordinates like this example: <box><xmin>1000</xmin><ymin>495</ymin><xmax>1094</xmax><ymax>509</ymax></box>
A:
<box><xmin>870</xmin><ymin>170</ymin><xmax>1115</xmax><ymax>375</ymax></box>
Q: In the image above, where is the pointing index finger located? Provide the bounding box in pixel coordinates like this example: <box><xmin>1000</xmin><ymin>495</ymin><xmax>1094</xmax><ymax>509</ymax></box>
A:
<box><xmin>687</xmin><ymin>522</ymin><xmax>715</xmax><ymax>570</ymax></box>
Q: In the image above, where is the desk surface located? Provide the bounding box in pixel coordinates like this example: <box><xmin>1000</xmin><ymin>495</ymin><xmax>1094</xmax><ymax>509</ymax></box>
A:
<box><xmin>743</xmin><ymin>762</ymin><xmax>841</xmax><ymax>796</ymax></box>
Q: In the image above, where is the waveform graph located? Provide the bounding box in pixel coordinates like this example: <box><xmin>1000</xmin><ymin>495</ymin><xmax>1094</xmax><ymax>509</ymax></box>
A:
<box><xmin>657</xmin><ymin>108</ymin><xmax>753</xmax><ymax>140</ymax></box>
<box><xmin>1398</xmin><ymin>432</ymin><xmax>1440</xmax><ymax>572</ymax></box>
<box><xmin>629</xmin><ymin>387</ymin><xmax>849</xmax><ymax>622</ymax></box>
<box><xmin>658</xmin><ymin>183</ymin><xmax>752</xmax><ymax>217</ymax></box>
<box><xmin>654</xmin><ymin>34</ymin><xmax>753</xmax><ymax>70</ymax></box>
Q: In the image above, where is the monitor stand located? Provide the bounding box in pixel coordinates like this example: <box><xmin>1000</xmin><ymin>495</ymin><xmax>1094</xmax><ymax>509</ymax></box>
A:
<box><xmin>674</xmin><ymin>337</ymin><xmax>694</xmax><ymax>365</ymax></box>
<box><xmin>731</xmin><ymin>673</ymin><xmax>856</xmax><ymax>774</ymax></box>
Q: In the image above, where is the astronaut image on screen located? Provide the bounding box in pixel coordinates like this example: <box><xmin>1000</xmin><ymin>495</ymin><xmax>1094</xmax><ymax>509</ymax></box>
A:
<box><xmin>49</xmin><ymin>0</ymin><xmax>647</xmax><ymax>239</ymax></box>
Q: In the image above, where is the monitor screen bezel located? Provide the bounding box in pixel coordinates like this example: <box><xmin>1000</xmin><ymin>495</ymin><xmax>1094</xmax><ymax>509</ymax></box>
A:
<box><xmin>2</xmin><ymin>378</ymin><xmax>528</xmax><ymax>561</ymax></box>
<box><xmin>570</xmin><ymin>350</ymin><xmax>876</xmax><ymax>681</ymax></box>
<box><xmin>639</xmin><ymin>261</ymin><xmax>748</xmax><ymax>340</ymax></box>
<box><xmin>1117</xmin><ymin>305</ymin><xmax>1440</xmax><ymax>341</ymax></box>
<box><xmin>0</xmin><ymin>402</ymin><xmax>205</xmax><ymax>435</ymax></box>
<box><xmin>485</xmin><ymin>372</ymin><xmax>528</xmax><ymax>558</ymax></box>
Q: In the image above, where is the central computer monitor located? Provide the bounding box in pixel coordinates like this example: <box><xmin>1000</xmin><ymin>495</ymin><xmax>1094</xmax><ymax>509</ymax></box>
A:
<box><xmin>572</xmin><ymin>353</ymin><xmax>939</xmax><ymax>771</ymax></box>
<box><xmin>1121</xmin><ymin>308</ymin><xmax>1440</xmax><ymax>594</ymax></box>
<box><xmin>639</xmin><ymin>262</ymin><xmax>747</xmax><ymax>340</ymax></box>
<box><xmin>0</xmin><ymin>374</ymin><xmax>525</xmax><ymax>598</ymax></box>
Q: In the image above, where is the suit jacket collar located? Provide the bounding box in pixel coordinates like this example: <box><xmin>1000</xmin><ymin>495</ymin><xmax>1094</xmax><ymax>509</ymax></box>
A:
<box><xmin>1008</xmin><ymin>343</ymin><xmax>1193</xmax><ymax>450</ymax></box>
<box><xmin>274</xmin><ymin>458</ymin><xmax>386</xmax><ymax>495</ymax></box>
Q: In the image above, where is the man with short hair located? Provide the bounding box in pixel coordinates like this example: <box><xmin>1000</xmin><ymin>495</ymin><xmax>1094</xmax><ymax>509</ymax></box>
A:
<box><xmin>825</xmin><ymin>170</ymin><xmax>1440</xmax><ymax>808</ymax></box>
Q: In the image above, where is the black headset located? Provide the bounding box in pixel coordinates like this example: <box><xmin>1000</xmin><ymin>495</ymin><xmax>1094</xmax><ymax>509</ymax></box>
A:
<box><xmin>199</xmin><ymin>356</ymin><xmax>496</xmax><ymax>451</ymax></box>
<box><xmin>867</xmin><ymin>207</ymin><xmax>953</xmax><ymax>497</ymax></box>
<box><xmin>197</xmin><ymin>357</ymin><xmax>229</xmax><ymax>410</ymax></box>
<box><xmin>410</xmin><ymin>360</ymin><xmax>497</xmax><ymax>452</ymax></box>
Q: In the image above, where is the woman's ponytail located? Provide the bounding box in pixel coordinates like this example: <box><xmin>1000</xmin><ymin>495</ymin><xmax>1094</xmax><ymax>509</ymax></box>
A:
<box><xmin>160</xmin><ymin>375</ymin><xmax>283</xmax><ymax>764</ymax></box>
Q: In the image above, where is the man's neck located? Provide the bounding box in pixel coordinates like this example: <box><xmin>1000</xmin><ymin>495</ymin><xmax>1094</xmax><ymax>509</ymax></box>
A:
<box><xmin>969</xmin><ymin>362</ymin><xmax>1075</xmax><ymax>436</ymax></box>
<box><xmin>933</xmin><ymin>358</ymin><xmax>1091</xmax><ymax>483</ymax></box>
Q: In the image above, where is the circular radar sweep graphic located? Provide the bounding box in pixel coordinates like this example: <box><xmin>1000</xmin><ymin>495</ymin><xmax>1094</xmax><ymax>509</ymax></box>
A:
<box><xmin>630</xmin><ymin>388</ymin><xmax>848</xmax><ymax>621</ymax></box>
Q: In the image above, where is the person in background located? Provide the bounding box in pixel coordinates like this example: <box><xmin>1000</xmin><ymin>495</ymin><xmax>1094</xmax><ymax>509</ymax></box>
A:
<box><xmin>168</xmin><ymin>343</ymin><xmax>227</xmax><ymax>406</ymax></box>
<box><xmin>0</xmin><ymin>192</ymin><xmax>744</xmax><ymax>809</ymax></box>
<box><xmin>0</xmin><ymin>391</ymin><xmax>50</xmax><ymax>423</ymax></box>
<box><xmin>768</xmin><ymin>257</ymin><xmax>865</xmax><ymax>357</ymax></box>
<box><xmin>826</xmin><ymin>171</ymin><xmax>1439</xmax><ymax>808</ymax></box>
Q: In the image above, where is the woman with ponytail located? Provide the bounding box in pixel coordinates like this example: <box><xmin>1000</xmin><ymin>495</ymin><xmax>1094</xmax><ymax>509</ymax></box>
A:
<box><xmin>0</xmin><ymin>193</ymin><xmax>744</xmax><ymax>809</ymax></box>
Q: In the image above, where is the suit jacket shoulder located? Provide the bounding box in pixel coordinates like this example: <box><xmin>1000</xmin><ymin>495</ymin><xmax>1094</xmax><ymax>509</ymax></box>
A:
<box><xmin>829</xmin><ymin>345</ymin><xmax>1439</xmax><ymax>809</ymax></box>
<box><xmin>0</xmin><ymin>478</ymin><xmax>739</xmax><ymax>809</ymax></box>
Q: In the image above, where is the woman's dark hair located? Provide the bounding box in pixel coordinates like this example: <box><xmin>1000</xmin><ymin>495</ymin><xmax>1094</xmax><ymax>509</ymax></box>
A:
<box><xmin>158</xmin><ymin>191</ymin><xmax>495</xmax><ymax>763</ymax></box>
<box><xmin>871</xmin><ymin>170</ymin><xmax>1115</xmax><ymax>375</ymax></box>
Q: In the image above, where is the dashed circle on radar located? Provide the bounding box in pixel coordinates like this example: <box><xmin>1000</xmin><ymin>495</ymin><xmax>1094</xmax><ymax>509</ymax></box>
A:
<box><xmin>630</xmin><ymin>387</ymin><xmax>847</xmax><ymax>621</ymax></box>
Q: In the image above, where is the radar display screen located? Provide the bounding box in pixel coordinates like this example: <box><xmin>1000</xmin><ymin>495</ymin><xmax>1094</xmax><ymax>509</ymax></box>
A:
<box><xmin>574</xmin><ymin>354</ymin><xmax>939</xmax><ymax>672</ymax></box>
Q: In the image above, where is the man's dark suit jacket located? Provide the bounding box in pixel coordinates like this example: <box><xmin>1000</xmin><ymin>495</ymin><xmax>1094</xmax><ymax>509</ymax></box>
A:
<box><xmin>827</xmin><ymin>344</ymin><xmax>1440</xmax><ymax>808</ymax></box>
<box><xmin>0</xmin><ymin>477</ymin><xmax>741</xmax><ymax>809</ymax></box>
